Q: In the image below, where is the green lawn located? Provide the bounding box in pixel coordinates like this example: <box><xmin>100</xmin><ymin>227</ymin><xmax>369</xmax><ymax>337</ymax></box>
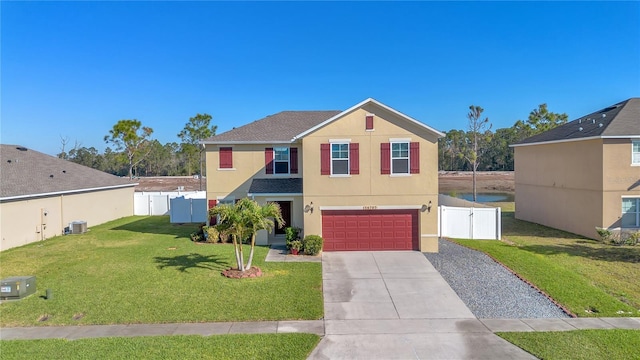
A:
<box><xmin>497</xmin><ymin>330</ymin><xmax>640</xmax><ymax>360</ymax></box>
<box><xmin>0</xmin><ymin>216</ymin><xmax>323</xmax><ymax>326</ymax></box>
<box><xmin>1</xmin><ymin>333</ymin><xmax>321</xmax><ymax>360</ymax></box>
<box><xmin>453</xmin><ymin>202</ymin><xmax>640</xmax><ymax>317</ymax></box>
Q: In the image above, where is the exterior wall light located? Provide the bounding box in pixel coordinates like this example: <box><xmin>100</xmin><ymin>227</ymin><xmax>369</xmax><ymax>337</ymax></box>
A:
<box><xmin>304</xmin><ymin>202</ymin><xmax>314</xmax><ymax>214</ymax></box>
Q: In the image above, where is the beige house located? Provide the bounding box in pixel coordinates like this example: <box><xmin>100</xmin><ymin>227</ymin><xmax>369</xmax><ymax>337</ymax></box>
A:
<box><xmin>0</xmin><ymin>145</ymin><xmax>136</xmax><ymax>251</ymax></box>
<box><xmin>513</xmin><ymin>98</ymin><xmax>640</xmax><ymax>239</ymax></box>
<box><xmin>202</xmin><ymin>98</ymin><xmax>444</xmax><ymax>252</ymax></box>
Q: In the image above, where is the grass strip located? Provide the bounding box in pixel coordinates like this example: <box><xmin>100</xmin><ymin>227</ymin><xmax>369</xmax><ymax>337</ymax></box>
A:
<box><xmin>0</xmin><ymin>333</ymin><xmax>321</xmax><ymax>360</ymax></box>
<box><xmin>497</xmin><ymin>329</ymin><xmax>640</xmax><ymax>360</ymax></box>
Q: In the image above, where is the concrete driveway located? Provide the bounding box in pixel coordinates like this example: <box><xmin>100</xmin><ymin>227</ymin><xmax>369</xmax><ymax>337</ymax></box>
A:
<box><xmin>308</xmin><ymin>251</ymin><xmax>536</xmax><ymax>360</ymax></box>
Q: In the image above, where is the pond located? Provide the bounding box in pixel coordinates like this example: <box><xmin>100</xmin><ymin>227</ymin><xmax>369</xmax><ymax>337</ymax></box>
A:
<box><xmin>444</xmin><ymin>192</ymin><xmax>515</xmax><ymax>202</ymax></box>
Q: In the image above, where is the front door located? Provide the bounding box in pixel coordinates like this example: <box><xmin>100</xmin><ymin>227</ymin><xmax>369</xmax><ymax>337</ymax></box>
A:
<box><xmin>275</xmin><ymin>201</ymin><xmax>291</xmax><ymax>235</ymax></box>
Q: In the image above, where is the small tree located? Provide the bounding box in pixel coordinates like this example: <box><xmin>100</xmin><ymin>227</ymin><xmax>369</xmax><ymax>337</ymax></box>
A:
<box><xmin>462</xmin><ymin>105</ymin><xmax>492</xmax><ymax>202</ymax></box>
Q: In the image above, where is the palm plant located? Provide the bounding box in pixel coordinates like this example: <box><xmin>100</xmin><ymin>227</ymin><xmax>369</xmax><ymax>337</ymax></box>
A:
<box><xmin>209</xmin><ymin>198</ymin><xmax>284</xmax><ymax>272</ymax></box>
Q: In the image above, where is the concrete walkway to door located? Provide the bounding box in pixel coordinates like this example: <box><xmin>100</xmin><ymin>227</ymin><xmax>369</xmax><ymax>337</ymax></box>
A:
<box><xmin>308</xmin><ymin>251</ymin><xmax>537</xmax><ymax>359</ymax></box>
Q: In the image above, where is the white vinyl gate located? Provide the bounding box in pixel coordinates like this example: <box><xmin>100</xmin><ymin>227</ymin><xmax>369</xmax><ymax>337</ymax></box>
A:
<box><xmin>439</xmin><ymin>205</ymin><xmax>501</xmax><ymax>240</ymax></box>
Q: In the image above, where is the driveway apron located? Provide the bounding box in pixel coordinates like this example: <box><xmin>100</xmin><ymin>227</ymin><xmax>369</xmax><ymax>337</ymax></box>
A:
<box><xmin>308</xmin><ymin>251</ymin><xmax>536</xmax><ymax>360</ymax></box>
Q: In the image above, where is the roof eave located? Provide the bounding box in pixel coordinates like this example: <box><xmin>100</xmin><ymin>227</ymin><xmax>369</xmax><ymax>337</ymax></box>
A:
<box><xmin>201</xmin><ymin>140</ymin><xmax>295</xmax><ymax>145</ymax></box>
<box><xmin>247</xmin><ymin>192</ymin><xmax>303</xmax><ymax>197</ymax></box>
<box><xmin>510</xmin><ymin>135</ymin><xmax>640</xmax><ymax>148</ymax></box>
<box><xmin>0</xmin><ymin>183</ymin><xmax>137</xmax><ymax>202</ymax></box>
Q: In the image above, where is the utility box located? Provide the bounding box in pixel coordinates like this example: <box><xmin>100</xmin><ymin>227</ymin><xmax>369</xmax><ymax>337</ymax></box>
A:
<box><xmin>1</xmin><ymin>276</ymin><xmax>36</xmax><ymax>300</ymax></box>
<box><xmin>71</xmin><ymin>221</ymin><xmax>87</xmax><ymax>234</ymax></box>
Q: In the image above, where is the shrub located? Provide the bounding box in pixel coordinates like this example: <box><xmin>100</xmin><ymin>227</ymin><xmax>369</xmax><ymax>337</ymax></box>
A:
<box><xmin>203</xmin><ymin>226</ymin><xmax>219</xmax><ymax>243</ymax></box>
<box><xmin>190</xmin><ymin>232</ymin><xmax>203</xmax><ymax>242</ymax></box>
<box><xmin>289</xmin><ymin>240</ymin><xmax>303</xmax><ymax>251</ymax></box>
<box><xmin>303</xmin><ymin>235</ymin><xmax>323</xmax><ymax>256</ymax></box>
<box><xmin>285</xmin><ymin>227</ymin><xmax>301</xmax><ymax>249</ymax></box>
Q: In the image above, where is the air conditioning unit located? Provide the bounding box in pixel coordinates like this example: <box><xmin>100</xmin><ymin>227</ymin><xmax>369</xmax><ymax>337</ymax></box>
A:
<box><xmin>71</xmin><ymin>221</ymin><xmax>87</xmax><ymax>234</ymax></box>
<box><xmin>1</xmin><ymin>276</ymin><xmax>36</xmax><ymax>300</ymax></box>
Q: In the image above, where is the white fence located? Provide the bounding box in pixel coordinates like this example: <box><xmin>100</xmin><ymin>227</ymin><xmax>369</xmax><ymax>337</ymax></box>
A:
<box><xmin>439</xmin><ymin>205</ymin><xmax>502</xmax><ymax>240</ymax></box>
<box><xmin>134</xmin><ymin>191</ymin><xmax>207</xmax><ymax>223</ymax></box>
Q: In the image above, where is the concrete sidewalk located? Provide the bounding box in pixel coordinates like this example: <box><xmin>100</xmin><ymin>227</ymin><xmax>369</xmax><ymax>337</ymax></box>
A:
<box><xmin>0</xmin><ymin>320</ymin><xmax>324</xmax><ymax>340</ymax></box>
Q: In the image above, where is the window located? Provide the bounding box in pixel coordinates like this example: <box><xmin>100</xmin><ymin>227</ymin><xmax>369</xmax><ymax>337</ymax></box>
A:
<box><xmin>331</xmin><ymin>143</ymin><xmax>349</xmax><ymax>175</ymax></box>
<box><xmin>391</xmin><ymin>142</ymin><xmax>409</xmax><ymax>174</ymax></box>
<box><xmin>622</xmin><ymin>198</ymin><xmax>640</xmax><ymax>228</ymax></box>
<box><xmin>366</xmin><ymin>115</ymin><xmax>374</xmax><ymax>130</ymax></box>
<box><xmin>274</xmin><ymin>147</ymin><xmax>289</xmax><ymax>174</ymax></box>
<box><xmin>633</xmin><ymin>140</ymin><xmax>640</xmax><ymax>165</ymax></box>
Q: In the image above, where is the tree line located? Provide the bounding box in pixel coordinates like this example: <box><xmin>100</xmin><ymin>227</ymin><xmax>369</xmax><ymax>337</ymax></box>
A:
<box><xmin>438</xmin><ymin>103</ymin><xmax>568</xmax><ymax>172</ymax></box>
<box><xmin>58</xmin><ymin>113</ymin><xmax>217</xmax><ymax>177</ymax></box>
<box><xmin>57</xmin><ymin>104</ymin><xmax>568</xmax><ymax>177</ymax></box>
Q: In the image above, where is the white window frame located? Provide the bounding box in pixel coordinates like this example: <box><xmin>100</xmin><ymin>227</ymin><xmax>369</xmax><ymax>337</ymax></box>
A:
<box><xmin>621</xmin><ymin>197</ymin><xmax>640</xmax><ymax>228</ymax></box>
<box><xmin>273</xmin><ymin>147</ymin><xmax>290</xmax><ymax>175</ymax></box>
<box><xmin>390</xmin><ymin>141</ymin><xmax>410</xmax><ymax>175</ymax></box>
<box><xmin>632</xmin><ymin>140</ymin><xmax>640</xmax><ymax>166</ymax></box>
<box><xmin>330</xmin><ymin>142</ymin><xmax>350</xmax><ymax>176</ymax></box>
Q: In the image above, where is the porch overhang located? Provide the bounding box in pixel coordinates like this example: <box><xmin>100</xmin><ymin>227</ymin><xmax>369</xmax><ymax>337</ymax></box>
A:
<box><xmin>247</xmin><ymin>178</ymin><xmax>303</xmax><ymax>197</ymax></box>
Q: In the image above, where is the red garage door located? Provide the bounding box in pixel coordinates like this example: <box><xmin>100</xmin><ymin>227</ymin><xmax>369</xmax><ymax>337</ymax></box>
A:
<box><xmin>322</xmin><ymin>210</ymin><xmax>419</xmax><ymax>251</ymax></box>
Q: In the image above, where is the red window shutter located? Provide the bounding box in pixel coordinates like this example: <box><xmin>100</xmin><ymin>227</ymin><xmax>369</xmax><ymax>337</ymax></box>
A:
<box><xmin>410</xmin><ymin>142</ymin><xmax>420</xmax><ymax>174</ymax></box>
<box><xmin>219</xmin><ymin>147</ymin><xmax>233</xmax><ymax>168</ymax></box>
<box><xmin>208</xmin><ymin>199</ymin><xmax>217</xmax><ymax>225</ymax></box>
<box><xmin>265</xmin><ymin>148</ymin><xmax>274</xmax><ymax>174</ymax></box>
<box><xmin>290</xmin><ymin>147</ymin><xmax>298</xmax><ymax>174</ymax></box>
<box><xmin>349</xmin><ymin>143</ymin><xmax>359</xmax><ymax>175</ymax></box>
<box><xmin>366</xmin><ymin>115</ymin><xmax>374</xmax><ymax>130</ymax></box>
<box><xmin>320</xmin><ymin>143</ymin><xmax>330</xmax><ymax>175</ymax></box>
<box><xmin>381</xmin><ymin>143</ymin><xmax>390</xmax><ymax>174</ymax></box>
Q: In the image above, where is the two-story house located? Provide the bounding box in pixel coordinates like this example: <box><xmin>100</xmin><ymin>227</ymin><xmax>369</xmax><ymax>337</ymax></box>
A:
<box><xmin>202</xmin><ymin>98</ymin><xmax>444</xmax><ymax>252</ymax></box>
<box><xmin>512</xmin><ymin>98</ymin><xmax>640</xmax><ymax>239</ymax></box>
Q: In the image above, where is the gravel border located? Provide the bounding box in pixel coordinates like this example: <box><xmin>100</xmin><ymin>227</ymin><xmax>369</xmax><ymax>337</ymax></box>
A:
<box><xmin>424</xmin><ymin>239</ymin><xmax>570</xmax><ymax>319</ymax></box>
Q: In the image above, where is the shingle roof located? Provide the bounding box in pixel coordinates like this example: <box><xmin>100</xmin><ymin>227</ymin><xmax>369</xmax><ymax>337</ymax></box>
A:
<box><xmin>515</xmin><ymin>98</ymin><xmax>640</xmax><ymax>146</ymax></box>
<box><xmin>1</xmin><ymin>145</ymin><xmax>135</xmax><ymax>200</ymax></box>
<box><xmin>247</xmin><ymin>178</ymin><xmax>303</xmax><ymax>195</ymax></box>
<box><xmin>204</xmin><ymin>111</ymin><xmax>341</xmax><ymax>143</ymax></box>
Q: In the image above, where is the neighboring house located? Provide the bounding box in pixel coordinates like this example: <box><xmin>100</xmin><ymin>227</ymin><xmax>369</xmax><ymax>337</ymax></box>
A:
<box><xmin>202</xmin><ymin>98</ymin><xmax>444</xmax><ymax>252</ymax></box>
<box><xmin>512</xmin><ymin>98</ymin><xmax>640</xmax><ymax>239</ymax></box>
<box><xmin>0</xmin><ymin>145</ymin><xmax>136</xmax><ymax>251</ymax></box>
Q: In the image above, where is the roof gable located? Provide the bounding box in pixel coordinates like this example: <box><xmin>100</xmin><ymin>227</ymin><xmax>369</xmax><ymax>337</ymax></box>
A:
<box><xmin>514</xmin><ymin>98</ymin><xmax>640</xmax><ymax>146</ymax></box>
<box><xmin>293</xmin><ymin>98</ymin><xmax>445</xmax><ymax>140</ymax></box>
<box><xmin>1</xmin><ymin>145</ymin><xmax>135</xmax><ymax>200</ymax></box>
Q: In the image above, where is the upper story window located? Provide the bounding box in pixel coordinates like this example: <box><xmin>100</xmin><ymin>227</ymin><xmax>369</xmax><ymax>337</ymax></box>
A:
<box><xmin>265</xmin><ymin>147</ymin><xmax>298</xmax><ymax>175</ymax></box>
<box><xmin>391</xmin><ymin>142</ymin><xmax>409</xmax><ymax>174</ymax></box>
<box><xmin>381</xmin><ymin>141</ymin><xmax>419</xmax><ymax>175</ymax></box>
<box><xmin>219</xmin><ymin>147</ymin><xmax>233</xmax><ymax>169</ymax></box>
<box><xmin>632</xmin><ymin>140</ymin><xmax>640</xmax><ymax>165</ymax></box>
<box><xmin>321</xmin><ymin>142</ymin><xmax>359</xmax><ymax>176</ymax></box>
<box><xmin>274</xmin><ymin>147</ymin><xmax>290</xmax><ymax>174</ymax></box>
<box><xmin>331</xmin><ymin>143</ymin><xmax>349</xmax><ymax>175</ymax></box>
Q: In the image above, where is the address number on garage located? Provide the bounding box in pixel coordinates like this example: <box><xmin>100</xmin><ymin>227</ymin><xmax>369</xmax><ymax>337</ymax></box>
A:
<box><xmin>362</xmin><ymin>206</ymin><xmax>378</xmax><ymax>210</ymax></box>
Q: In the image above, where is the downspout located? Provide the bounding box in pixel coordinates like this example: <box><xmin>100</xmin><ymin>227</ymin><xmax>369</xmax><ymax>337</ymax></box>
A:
<box><xmin>60</xmin><ymin>194</ymin><xmax>64</xmax><ymax>235</ymax></box>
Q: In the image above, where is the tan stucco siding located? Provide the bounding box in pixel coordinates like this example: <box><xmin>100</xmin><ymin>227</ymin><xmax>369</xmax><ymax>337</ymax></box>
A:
<box><xmin>0</xmin><ymin>187</ymin><xmax>134</xmax><ymax>251</ymax></box>
<box><xmin>301</xmin><ymin>108</ymin><xmax>440</xmax><ymax>251</ymax></box>
<box><xmin>205</xmin><ymin>144</ymin><xmax>302</xmax><ymax>201</ymax></box>
<box><xmin>515</xmin><ymin>184</ymin><xmax>603</xmax><ymax>238</ymax></box>
<box><xmin>602</xmin><ymin>139</ymin><xmax>640</xmax><ymax>229</ymax></box>
<box><xmin>515</xmin><ymin>140</ymin><xmax>604</xmax><ymax>238</ymax></box>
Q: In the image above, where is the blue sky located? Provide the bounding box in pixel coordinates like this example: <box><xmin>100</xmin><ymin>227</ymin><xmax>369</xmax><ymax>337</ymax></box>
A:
<box><xmin>2</xmin><ymin>1</ymin><xmax>639</xmax><ymax>156</ymax></box>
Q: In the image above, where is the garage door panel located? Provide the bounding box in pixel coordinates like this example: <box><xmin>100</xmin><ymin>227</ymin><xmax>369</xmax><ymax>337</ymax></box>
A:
<box><xmin>322</xmin><ymin>210</ymin><xmax>418</xmax><ymax>251</ymax></box>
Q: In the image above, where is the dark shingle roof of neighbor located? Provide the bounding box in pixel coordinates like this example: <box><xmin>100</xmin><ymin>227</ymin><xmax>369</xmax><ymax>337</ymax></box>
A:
<box><xmin>203</xmin><ymin>111</ymin><xmax>341</xmax><ymax>143</ymax></box>
<box><xmin>1</xmin><ymin>145</ymin><xmax>135</xmax><ymax>199</ymax></box>
<box><xmin>248</xmin><ymin>178</ymin><xmax>303</xmax><ymax>194</ymax></box>
<box><xmin>515</xmin><ymin>98</ymin><xmax>640</xmax><ymax>145</ymax></box>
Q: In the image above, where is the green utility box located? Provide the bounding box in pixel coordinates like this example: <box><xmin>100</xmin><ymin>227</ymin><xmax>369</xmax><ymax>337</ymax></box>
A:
<box><xmin>1</xmin><ymin>276</ymin><xmax>36</xmax><ymax>300</ymax></box>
